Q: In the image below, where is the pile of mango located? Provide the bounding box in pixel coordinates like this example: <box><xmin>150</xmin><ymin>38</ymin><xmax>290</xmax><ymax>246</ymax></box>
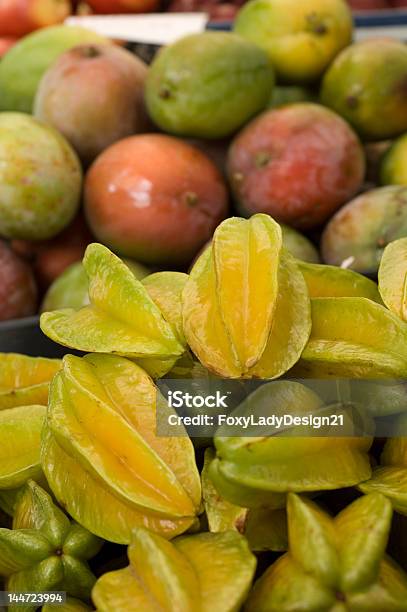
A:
<box><xmin>1</xmin><ymin>212</ymin><xmax>407</xmax><ymax>610</ymax></box>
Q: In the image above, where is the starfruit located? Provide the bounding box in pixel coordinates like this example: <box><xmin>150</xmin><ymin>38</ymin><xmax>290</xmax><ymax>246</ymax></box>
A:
<box><xmin>298</xmin><ymin>261</ymin><xmax>382</xmax><ymax>302</ymax></box>
<box><xmin>0</xmin><ymin>353</ymin><xmax>60</xmax><ymax>409</ymax></box>
<box><xmin>210</xmin><ymin>382</ymin><xmax>372</xmax><ymax>499</ymax></box>
<box><xmin>360</xmin><ymin>413</ymin><xmax>407</xmax><ymax>515</ymax></box>
<box><xmin>92</xmin><ymin>527</ymin><xmax>256</xmax><ymax>612</ymax></box>
<box><xmin>202</xmin><ymin>449</ymin><xmax>287</xmax><ymax>552</ymax></box>
<box><xmin>245</xmin><ymin>492</ymin><xmax>407</xmax><ymax>612</ymax></box>
<box><xmin>41</xmin><ymin>353</ymin><xmax>201</xmax><ymax>544</ymax></box>
<box><xmin>378</xmin><ymin>238</ymin><xmax>407</xmax><ymax>321</ymax></box>
<box><xmin>293</xmin><ymin>297</ymin><xmax>407</xmax><ymax>378</ymax></box>
<box><xmin>0</xmin><ymin>480</ymin><xmax>102</xmax><ymax>612</ymax></box>
<box><xmin>182</xmin><ymin>214</ymin><xmax>311</xmax><ymax>378</ymax></box>
<box><xmin>40</xmin><ymin>244</ymin><xmax>185</xmax><ymax>377</ymax></box>
<box><xmin>0</xmin><ymin>405</ymin><xmax>45</xmax><ymax>490</ymax></box>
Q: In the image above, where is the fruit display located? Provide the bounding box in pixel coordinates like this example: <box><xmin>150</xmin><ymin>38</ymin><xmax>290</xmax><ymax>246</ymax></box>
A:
<box><xmin>1</xmin><ymin>1</ymin><xmax>407</xmax><ymax>608</ymax></box>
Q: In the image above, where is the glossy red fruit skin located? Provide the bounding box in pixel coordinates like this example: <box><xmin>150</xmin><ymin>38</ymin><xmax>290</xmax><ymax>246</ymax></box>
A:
<box><xmin>86</xmin><ymin>0</ymin><xmax>159</xmax><ymax>13</ymax></box>
<box><xmin>227</xmin><ymin>103</ymin><xmax>365</xmax><ymax>230</ymax></box>
<box><xmin>0</xmin><ymin>240</ymin><xmax>37</xmax><ymax>321</ymax></box>
<box><xmin>84</xmin><ymin>134</ymin><xmax>229</xmax><ymax>267</ymax></box>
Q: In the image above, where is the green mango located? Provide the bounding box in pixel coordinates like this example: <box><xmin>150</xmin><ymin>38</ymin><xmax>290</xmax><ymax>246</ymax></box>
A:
<box><xmin>213</xmin><ymin>382</ymin><xmax>372</xmax><ymax>495</ymax></box>
<box><xmin>41</xmin><ymin>353</ymin><xmax>201</xmax><ymax>544</ymax></box>
<box><xmin>381</xmin><ymin>132</ymin><xmax>407</xmax><ymax>187</ymax></box>
<box><xmin>145</xmin><ymin>32</ymin><xmax>274</xmax><ymax>139</ymax></box>
<box><xmin>40</xmin><ymin>244</ymin><xmax>184</xmax><ymax>377</ymax></box>
<box><xmin>298</xmin><ymin>261</ymin><xmax>382</xmax><ymax>301</ymax></box>
<box><xmin>183</xmin><ymin>215</ymin><xmax>311</xmax><ymax>378</ymax></box>
<box><xmin>0</xmin><ymin>26</ymin><xmax>108</xmax><ymax>113</ymax></box>
<box><xmin>0</xmin><ymin>480</ymin><xmax>102</xmax><ymax>612</ymax></box>
<box><xmin>92</xmin><ymin>527</ymin><xmax>256</xmax><ymax>612</ymax></box>
<box><xmin>294</xmin><ymin>297</ymin><xmax>407</xmax><ymax>378</ymax></box>
<box><xmin>245</xmin><ymin>493</ymin><xmax>407</xmax><ymax>611</ymax></box>
<box><xmin>41</xmin><ymin>259</ymin><xmax>149</xmax><ymax>313</ymax></box>
<box><xmin>202</xmin><ymin>449</ymin><xmax>288</xmax><ymax>552</ymax></box>
<box><xmin>268</xmin><ymin>86</ymin><xmax>317</xmax><ymax>110</ymax></box>
<box><xmin>0</xmin><ymin>353</ymin><xmax>60</xmax><ymax>410</ymax></box>
<box><xmin>378</xmin><ymin>238</ymin><xmax>407</xmax><ymax>321</ymax></box>
<box><xmin>0</xmin><ymin>405</ymin><xmax>45</xmax><ymax>489</ymax></box>
<box><xmin>280</xmin><ymin>223</ymin><xmax>320</xmax><ymax>263</ymax></box>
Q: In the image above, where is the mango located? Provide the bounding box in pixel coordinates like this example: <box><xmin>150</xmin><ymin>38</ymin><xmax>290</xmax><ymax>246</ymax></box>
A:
<box><xmin>202</xmin><ymin>449</ymin><xmax>288</xmax><ymax>552</ymax></box>
<box><xmin>381</xmin><ymin>132</ymin><xmax>407</xmax><ymax>186</ymax></box>
<box><xmin>212</xmin><ymin>381</ymin><xmax>372</xmax><ymax>497</ymax></box>
<box><xmin>294</xmin><ymin>297</ymin><xmax>407</xmax><ymax>378</ymax></box>
<box><xmin>41</xmin><ymin>353</ymin><xmax>201</xmax><ymax>543</ymax></box>
<box><xmin>0</xmin><ymin>25</ymin><xmax>108</xmax><ymax>113</ymax></box>
<box><xmin>0</xmin><ymin>113</ymin><xmax>82</xmax><ymax>241</ymax></box>
<box><xmin>41</xmin><ymin>259</ymin><xmax>149</xmax><ymax>313</ymax></box>
<box><xmin>321</xmin><ymin>186</ymin><xmax>407</xmax><ymax>275</ymax></box>
<box><xmin>92</xmin><ymin>527</ymin><xmax>256</xmax><ymax>612</ymax></box>
<box><xmin>378</xmin><ymin>238</ymin><xmax>407</xmax><ymax>321</ymax></box>
<box><xmin>145</xmin><ymin>32</ymin><xmax>274</xmax><ymax>139</ymax></box>
<box><xmin>0</xmin><ymin>240</ymin><xmax>37</xmax><ymax>322</ymax></box>
<box><xmin>321</xmin><ymin>38</ymin><xmax>407</xmax><ymax>140</ymax></box>
<box><xmin>245</xmin><ymin>493</ymin><xmax>407</xmax><ymax>611</ymax></box>
<box><xmin>268</xmin><ymin>85</ymin><xmax>317</xmax><ymax>109</ymax></box>
<box><xmin>298</xmin><ymin>261</ymin><xmax>382</xmax><ymax>301</ymax></box>
<box><xmin>235</xmin><ymin>0</ymin><xmax>352</xmax><ymax>84</ymax></box>
<box><xmin>0</xmin><ymin>480</ymin><xmax>102</xmax><ymax>612</ymax></box>
<box><xmin>40</xmin><ymin>244</ymin><xmax>184</xmax><ymax>373</ymax></box>
<box><xmin>0</xmin><ymin>405</ymin><xmax>45</xmax><ymax>489</ymax></box>
<box><xmin>34</xmin><ymin>44</ymin><xmax>148</xmax><ymax>166</ymax></box>
<box><xmin>0</xmin><ymin>353</ymin><xmax>60</xmax><ymax>410</ymax></box>
<box><xmin>280</xmin><ymin>224</ymin><xmax>320</xmax><ymax>263</ymax></box>
<box><xmin>360</xmin><ymin>417</ymin><xmax>407</xmax><ymax>515</ymax></box>
<box><xmin>183</xmin><ymin>215</ymin><xmax>311</xmax><ymax>378</ymax></box>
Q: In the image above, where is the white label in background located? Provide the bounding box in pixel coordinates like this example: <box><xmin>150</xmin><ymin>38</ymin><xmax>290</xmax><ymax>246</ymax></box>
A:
<box><xmin>65</xmin><ymin>13</ymin><xmax>209</xmax><ymax>45</ymax></box>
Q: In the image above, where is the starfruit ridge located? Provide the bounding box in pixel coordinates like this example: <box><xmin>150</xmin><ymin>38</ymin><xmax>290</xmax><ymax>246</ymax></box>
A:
<box><xmin>378</xmin><ymin>237</ymin><xmax>407</xmax><ymax>321</ymax></box>
<box><xmin>0</xmin><ymin>353</ymin><xmax>60</xmax><ymax>409</ymax></box>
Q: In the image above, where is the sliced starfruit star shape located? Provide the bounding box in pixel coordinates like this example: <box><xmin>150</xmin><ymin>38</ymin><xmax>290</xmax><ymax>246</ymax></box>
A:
<box><xmin>210</xmin><ymin>381</ymin><xmax>372</xmax><ymax>499</ymax></box>
<box><xmin>245</xmin><ymin>492</ymin><xmax>407</xmax><ymax>612</ymax></box>
<box><xmin>92</xmin><ymin>527</ymin><xmax>256</xmax><ymax>612</ymax></box>
<box><xmin>41</xmin><ymin>353</ymin><xmax>201</xmax><ymax>544</ymax></box>
<box><xmin>0</xmin><ymin>353</ymin><xmax>60</xmax><ymax>409</ymax></box>
<box><xmin>293</xmin><ymin>297</ymin><xmax>407</xmax><ymax>378</ymax></box>
<box><xmin>182</xmin><ymin>214</ymin><xmax>311</xmax><ymax>378</ymax></box>
<box><xmin>40</xmin><ymin>244</ymin><xmax>185</xmax><ymax>377</ymax></box>
<box><xmin>0</xmin><ymin>480</ymin><xmax>102</xmax><ymax>612</ymax></box>
<box><xmin>202</xmin><ymin>449</ymin><xmax>288</xmax><ymax>552</ymax></box>
<box><xmin>378</xmin><ymin>238</ymin><xmax>407</xmax><ymax>321</ymax></box>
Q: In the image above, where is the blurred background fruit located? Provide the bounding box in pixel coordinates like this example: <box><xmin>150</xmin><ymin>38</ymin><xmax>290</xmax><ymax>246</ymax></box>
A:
<box><xmin>34</xmin><ymin>44</ymin><xmax>148</xmax><ymax>166</ymax></box>
<box><xmin>0</xmin><ymin>25</ymin><xmax>108</xmax><ymax>112</ymax></box>
<box><xmin>347</xmin><ymin>0</ymin><xmax>389</xmax><ymax>8</ymax></box>
<box><xmin>268</xmin><ymin>85</ymin><xmax>317</xmax><ymax>109</ymax></box>
<box><xmin>227</xmin><ymin>103</ymin><xmax>365</xmax><ymax>229</ymax></box>
<box><xmin>86</xmin><ymin>0</ymin><xmax>160</xmax><ymax>13</ymax></box>
<box><xmin>234</xmin><ymin>0</ymin><xmax>353</xmax><ymax>84</ymax></box>
<box><xmin>0</xmin><ymin>240</ymin><xmax>37</xmax><ymax>321</ymax></box>
<box><xmin>381</xmin><ymin>132</ymin><xmax>407</xmax><ymax>186</ymax></box>
<box><xmin>321</xmin><ymin>186</ymin><xmax>407</xmax><ymax>275</ymax></box>
<box><xmin>280</xmin><ymin>224</ymin><xmax>320</xmax><ymax>263</ymax></box>
<box><xmin>85</xmin><ymin>134</ymin><xmax>229</xmax><ymax>267</ymax></box>
<box><xmin>0</xmin><ymin>0</ymin><xmax>70</xmax><ymax>38</ymax></box>
<box><xmin>0</xmin><ymin>113</ymin><xmax>82</xmax><ymax>241</ymax></box>
<box><xmin>145</xmin><ymin>32</ymin><xmax>274</xmax><ymax>139</ymax></box>
<box><xmin>321</xmin><ymin>38</ymin><xmax>407</xmax><ymax>140</ymax></box>
<box><xmin>0</xmin><ymin>36</ymin><xmax>19</xmax><ymax>58</ymax></box>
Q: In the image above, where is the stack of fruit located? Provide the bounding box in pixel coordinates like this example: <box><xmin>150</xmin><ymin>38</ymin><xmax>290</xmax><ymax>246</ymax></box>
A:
<box><xmin>0</xmin><ymin>0</ymin><xmax>407</xmax><ymax>608</ymax></box>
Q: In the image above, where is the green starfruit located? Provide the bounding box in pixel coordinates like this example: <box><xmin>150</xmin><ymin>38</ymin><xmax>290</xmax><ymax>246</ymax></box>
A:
<box><xmin>41</xmin><ymin>353</ymin><xmax>201</xmax><ymax>544</ymax></box>
<box><xmin>40</xmin><ymin>244</ymin><xmax>184</xmax><ymax>377</ymax></box>
<box><xmin>378</xmin><ymin>238</ymin><xmax>407</xmax><ymax>321</ymax></box>
<box><xmin>202</xmin><ymin>449</ymin><xmax>288</xmax><ymax>552</ymax></box>
<box><xmin>43</xmin><ymin>599</ymin><xmax>92</xmax><ymax>611</ymax></box>
<box><xmin>211</xmin><ymin>382</ymin><xmax>372</xmax><ymax>498</ymax></box>
<box><xmin>294</xmin><ymin>297</ymin><xmax>407</xmax><ymax>378</ymax></box>
<box><xmin>92</xmin><ymin>527</ymin><xmax>256</xmax><ymax>612</ymax></box>
<box><xmin>298</xmin><ymin>262</ymin><xmax>382</xmax><ymax>302</ymax></box>
<box><xmin>245</xmin><ymin>493</ymin><xmax>407</xmax><ymax>612</ymax></box>
<box><xmin>182</xmin><ymin>215</ymin><xmax>311</xmax><ymax>378</ymax></box>
<box><xmin>0</xmin><ymin>353</ymin><xmax>60</xmax><ymax>409</ymax></box>
<box><xmin>0</xmin><ymin>480</ymin><xmax>102</xmax><ymax>612</ymax></box>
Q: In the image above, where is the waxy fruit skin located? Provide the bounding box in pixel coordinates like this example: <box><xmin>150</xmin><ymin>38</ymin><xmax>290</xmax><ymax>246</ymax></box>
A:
<box><xmin>0</xmin><ymin>353</ymin><xmax>60</xmax><ymax>410</ymax></box>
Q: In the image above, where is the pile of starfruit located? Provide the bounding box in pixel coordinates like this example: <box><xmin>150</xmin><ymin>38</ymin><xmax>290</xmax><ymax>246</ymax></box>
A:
<box><xmin>1</xmin><ymin>214</ymin><xmax>407</xmax><ymax>611</ymax></box>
